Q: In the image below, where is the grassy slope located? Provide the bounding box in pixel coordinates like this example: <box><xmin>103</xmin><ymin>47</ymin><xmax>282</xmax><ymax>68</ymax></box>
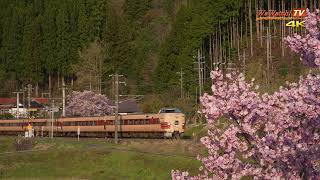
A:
<box><xmin>0</xmin><ymin>137</ymin><xmax>204</xmax><ymax>180</ymax></box>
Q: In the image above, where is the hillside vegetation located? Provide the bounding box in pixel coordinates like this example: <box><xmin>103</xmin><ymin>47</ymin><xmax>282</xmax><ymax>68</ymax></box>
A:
<box><xmin>0</xmin><ymin>0</ymin><xmax>313</xmax><ymax>117</ymax></box>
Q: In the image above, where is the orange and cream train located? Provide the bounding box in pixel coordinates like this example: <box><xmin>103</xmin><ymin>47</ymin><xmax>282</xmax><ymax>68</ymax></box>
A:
<box><xmin>0</xmin><ymin>108</ymin><xmax>186</xmax><ymax>138</ymax></box>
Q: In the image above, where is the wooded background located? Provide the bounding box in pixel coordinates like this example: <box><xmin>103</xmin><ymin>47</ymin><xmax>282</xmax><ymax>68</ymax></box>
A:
<box><xmin>0</xmin><ymin>0</ymin><xmax>319</xmax><ymax>118</ymax></box>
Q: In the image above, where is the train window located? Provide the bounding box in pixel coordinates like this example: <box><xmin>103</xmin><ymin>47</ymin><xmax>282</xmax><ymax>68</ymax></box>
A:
<box><xmin>145</xmin><ymin>119</ymin><xmax>149</xmax><ymax>124</ymax></box>
<box><xmin>174</xmin><ymin>121</ymin><xmax>179</xmax><ymax>125</ymax></box>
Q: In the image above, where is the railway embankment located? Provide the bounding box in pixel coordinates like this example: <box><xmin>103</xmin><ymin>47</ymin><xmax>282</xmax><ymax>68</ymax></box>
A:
<box><xmin>0</xmin><ymin>136</ymin><xmax>206</xmax><ymax>179</ymax></box>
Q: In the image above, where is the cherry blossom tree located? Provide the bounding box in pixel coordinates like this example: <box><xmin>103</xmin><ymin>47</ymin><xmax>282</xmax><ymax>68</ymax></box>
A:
<box><xmin>66</xmin><ymin>90</ymin><xmax>113</xmax><ymax>117</ymax></box>
<box><xmin>284</xmin><ymin>9</ymin><xmax>320</xmax><ymax>67</ymax></box>
<box><xmin>172</xmin><ymin>10</ymin><xmax>320</xmax><ymax>180</ymax></box>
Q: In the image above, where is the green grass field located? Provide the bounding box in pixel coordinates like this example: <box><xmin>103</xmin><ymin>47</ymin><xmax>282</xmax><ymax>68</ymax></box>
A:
<box><xmin>0</xmin><ymin>136</ymin><xmax>205</xmax><ymax>180</ymax></box>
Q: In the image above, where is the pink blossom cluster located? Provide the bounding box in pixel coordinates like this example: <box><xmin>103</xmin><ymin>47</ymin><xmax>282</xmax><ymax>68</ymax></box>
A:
<box><xmin>284</xmin><ymin>9</ymin><xmax>320</xmax><ymax>67</ymax></box>
<box><xmin>172</xmin><ymin>71</ymin><xmax>320</xmax><ymax>180</ymax></box>
<box><xmin>172</xmin><ymin>10</ymin><xmax>320</xmax><ymax>180</ymax></box>
<box><xmin>65</xmin><ymin>90</ymin><xmax>113</xmax><ymax>117</ymax></box>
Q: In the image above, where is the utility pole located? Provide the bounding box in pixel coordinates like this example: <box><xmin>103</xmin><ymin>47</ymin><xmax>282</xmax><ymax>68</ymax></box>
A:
<box><xmin>109</xmin><ymin>73</ymin><xmax>124</xmax><ymax>144</ymax></box>
<box><xmin>13</xmin><ymin>91</ymin><xmax>23</xmax><ymax>119</ymax></box>
<box><xmin>26</xmin><ymin>84</ymin><xmax>33</xmax><ymax>109</ymax></box>
<box><xmin>25</xmin><ymin>84</ymin><xmax>34</xmax><ymax>118</ymax></box>
<box><xmin>19</xmin><ymin>88</ymin><xmax>25</xmax><ymax>109</ymax></box>
<box><xmin>193</xmin><ymin>49</ymin><xmax>205</xmax><ymax>124</ymax></box>
<box><xmin>176</xmin><ymin>68</ymin><xmax>184</xmax><ymax>99</ymax></box>
<box><xmin>59</xmin><ymin>79</ymin><xmax>67</xmax><ymax>117</ymax></box>
<box><xmin>198</xmin><ymin>50</ymin><xmax>202</xmax><ymax>97</ymax></box>
<box><xmin>193</xmin><ymin>49</ymin><xmax>205</xmax><ymax>98</ymax></box>
<box><xmin>46</xmin><ymin>98</ymin><xmax>61</xmax><ymax>138</ymax></box>
<box><xmin>51</xmin><ymin>100</ymin><xmax>54</xmax><ymax>139</ymax></box>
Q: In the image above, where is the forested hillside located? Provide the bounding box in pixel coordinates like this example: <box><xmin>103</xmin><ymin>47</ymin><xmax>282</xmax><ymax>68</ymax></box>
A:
<box><xmin>0</xmin><ymin>0</ymin><xmax>316</xmax><ymax>116</ymax></box>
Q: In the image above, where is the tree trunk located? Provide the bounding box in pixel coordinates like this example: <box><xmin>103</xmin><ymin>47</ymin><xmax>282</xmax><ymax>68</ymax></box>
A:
<box><xmin>209</xmin><ymin>34</ymin><xmax>213</xmax><ymax>72</ymax></box>
<box><xmin>35</xmin><ymin>83</ymin><xmax>39</xmax><ymax>97</ymax></box>
<box><xmin>256</xmin><ymin>0</ymin><xmax>259</xmax><ymax>43</ymax></box>
<box><xmin>237</xmin><ymin>18</ymin><xmax>240</xmax><ymax>62</ymax></box>
<box><xmin>48</xmin><ymin>74</ymin><xmax>52</xmax><ymax>95</ymax></box>
<box><xmin>62</xmin><ymin>77</ymin><xmax>66</xmax><ymax>117</ymax></box>
<box><xmin>249</xmin><ymin>0</ymin><xmax>253</xmax><ymax>56</ymax></box>
<box><xmin>57</xmin><ymin>72</ymin><xmax>60</xmax><ymax>89</ymax></box>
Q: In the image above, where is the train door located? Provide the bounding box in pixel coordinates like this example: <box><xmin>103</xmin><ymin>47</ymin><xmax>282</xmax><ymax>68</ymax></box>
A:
<box><xmin>173</xmin><ymin>120</ymin><xmax>180</xmax><ymax>132</ymax></box>
<box><xmin>173</xmin><ymin>114</ymin><xmax>181</xmax><ymax>132</ymax></box>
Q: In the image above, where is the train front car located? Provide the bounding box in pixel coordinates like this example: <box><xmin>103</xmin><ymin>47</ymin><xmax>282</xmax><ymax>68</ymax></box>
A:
<box><xmin>158</xmin><ymin>108</ymin><xmax>185</xmax><ymax>138</ymax></box>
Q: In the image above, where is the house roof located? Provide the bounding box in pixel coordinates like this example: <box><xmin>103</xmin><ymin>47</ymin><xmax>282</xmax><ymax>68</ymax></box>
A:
<box><xmin>0</xmin><ymin>98</ymin><xmax>48</xmax><ymax>109</ymax></box>
<box><xmin>108</xmin><ymin>99</ymin><xmax>140</xmax><ymax>113</ymax></box>
<box><xmin>0</xmin><ymin>98</ymin><xmax>16</xmax><ymax>105</ymax></box>
<box><xmin>33</xmin><ymin>98</ymin><xmax>49</xmax><ymax>104</ymax></box>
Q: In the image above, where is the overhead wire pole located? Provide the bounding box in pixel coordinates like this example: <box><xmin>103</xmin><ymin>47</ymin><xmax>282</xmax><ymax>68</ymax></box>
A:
<box><xmin>176</xmin><ymin>68</ymin><xmax>184</xmax><ymax>99</ymax></box>
<box><xmin>46</xmin><ymin>98</ymin><xmax>61</xmax><ymax>139</ymax></box>
<box><xmin>59</xmin><ymin>83</ymin><xmax>67</xmax><ymax>117</ymax></box>
<box><xmin>13</xmin><ymin>91</ymin><xmax>23</xmax><ymax>119</ymax></box>
<box><xmin>193</xmin><ymin>49</ymin><xmax>205</xmax><ymax>99</ymax></box>
<box><xmin>51</xmin><ymin>100</ymin><xmax>54</xmax><ymax>139</ymax></box>
<box><xmin>25</xmin><ymin>84</ymin><xmax>34</xmax><ymax>117</ymax></box>
<box><xmin>109</xmin><ymin>73</ymin><xmax>124</xmax><ymax>144</ymax></box>
<box><xmin>193</xmin><ymin>49</ymin><xmax>205</xmax><ymax>124</ymax></box>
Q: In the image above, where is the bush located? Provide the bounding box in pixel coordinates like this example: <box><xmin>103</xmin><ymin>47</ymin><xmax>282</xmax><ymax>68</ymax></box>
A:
<box><xmin>0</xmin><ymin>114</ymin><xmax>15</xmax><ymax>119</ymax></box>
<box><xmin>13</xmin><ymin>136</ymin><xmax>35</xmax><ymax>151</ymax></box>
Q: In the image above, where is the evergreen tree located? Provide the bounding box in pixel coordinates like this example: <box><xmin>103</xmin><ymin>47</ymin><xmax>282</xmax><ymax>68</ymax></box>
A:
<box><xmin>78</xmin><ymin>0</ymin><xmax>88</xmax><ymax>49</ymax></box>
<box><xmin>88</xmin><ymin>0</ymin><xmax>107</xmax><ymax>41</ymax></box>
<box><xmin>20</xmin><ymin>6</ymin><xmax>43</xmax><ymax>84</ymax></box>
<box><xmin>41</xmin><ymin>1</ymin><xmax>57</xmax><ymax>76</ymax></box>
<box><xmin>56</xmin><ymin>2</ymin><xmax>71</xmax><ymax>76</ymax></box>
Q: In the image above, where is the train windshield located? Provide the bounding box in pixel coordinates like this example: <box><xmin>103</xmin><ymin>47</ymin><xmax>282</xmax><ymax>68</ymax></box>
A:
<box><xmin>159</xmin><ymin>108</ymin><xmax>181</xmax><ymax>113</ymax></box>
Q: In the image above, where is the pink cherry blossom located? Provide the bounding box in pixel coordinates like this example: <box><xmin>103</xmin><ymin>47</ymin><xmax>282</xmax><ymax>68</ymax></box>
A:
<box><xmin>66</xmin><ymin>90</ymin><xmax>113</xmax><ymax>117</ymax></box>
<box><xmin>172</xmin><ymin>10</ymin><xmax>320</xmax><ymax>180</ymax></box>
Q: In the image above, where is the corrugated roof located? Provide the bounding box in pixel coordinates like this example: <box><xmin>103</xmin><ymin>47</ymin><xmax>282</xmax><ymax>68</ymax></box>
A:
<box><xmin>108</xmin><ymin>99</ymin><xmax>140</xmax><ymax>113</ymax></box>
<box><xmin>0</xmin><ymin>98</ymin><xmax>48</xmax><ymax>109</ymax></box>
<box><xmin>0</xmin><ymin>98</ymin><xmax>16</xmax><ymax>105</ymax></box>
